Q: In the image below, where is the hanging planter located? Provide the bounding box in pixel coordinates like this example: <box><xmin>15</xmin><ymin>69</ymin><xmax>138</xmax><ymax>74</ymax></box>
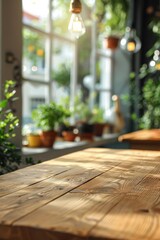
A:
<box><xmin>96</xmin><ymin>0</ymin><xmax>129</xmax><ymax>50</ymax></box>
<box><xmin>103</xmin><ymin>36</ymin><xmax>119</xmax><ymax>50</ymax></box>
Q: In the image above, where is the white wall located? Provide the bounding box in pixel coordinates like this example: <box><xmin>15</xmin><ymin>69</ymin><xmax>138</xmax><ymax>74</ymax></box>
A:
<box><xmin>0</xmin><ymin>0</ymin><xmax>2</xmax><ymax>97</ymax></box>
<box><xmin>0</xmin><ymin>0</ymin><xmax>22</xmax><ymax>147</ymax></box>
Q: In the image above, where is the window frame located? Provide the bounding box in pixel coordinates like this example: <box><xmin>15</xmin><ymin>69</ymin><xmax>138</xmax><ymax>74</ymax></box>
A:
<box><xmin>22</xmin><ymin>0</ymin><xmax>113</xmax><ymax>135</ymax></box>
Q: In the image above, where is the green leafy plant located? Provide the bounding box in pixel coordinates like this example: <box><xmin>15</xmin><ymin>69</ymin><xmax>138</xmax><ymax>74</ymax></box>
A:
<box><xmin>32</xmin><ymin>102</ymin><xmax>70</xmax><ymax>131</ymax></box>
<box><xmin>122</xmin><ymin>64</ymin><xmax>160</xmax><ymax>130</ymax></box>
<box><xmin>61</xmin><ymin>93</ymin><xmax>105</xmax><ymax>124</ymax></box>
<box><xmin>138</xmin><ymin>14</ymin><xmax>160</xmax><ymax>129</ymax></box>
<box><xmin>139</xmin><ymin>70</ymin><xmax>160</xmax><ymax>129</ymax></box>
<box><xmin>90</xmin><ymin>106</ymin><xmax>105</xmax><ymax>124</ymax></box>
<box><xmin>95</xmin><ymin>0</ymin><xmax>129</xmax><ymax>37</ymax></box>
<box><xmin>124</xmin><ymin>15</ymin><xmax>160</xmax><ymax>130</ymax></box>
<box><xmin>0</xmin><ymin>80</ymin><xmax>21</xmax><ymax>175</ymax></box>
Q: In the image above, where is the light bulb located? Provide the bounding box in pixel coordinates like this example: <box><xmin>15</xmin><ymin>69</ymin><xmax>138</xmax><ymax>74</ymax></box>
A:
<box><xmin>127</xmin><ymin>42</ymin><xmax>136</xmax><ymax>51</ymax></box>
<box><xmin>120</xmin><ymin>27</ymin><xmax>141</xmax><ymax>53</ymax></box>
<box><xmin>68</xmin><ymin>13</ymin><xmax>86</xmax><ymax>39</ymax></box>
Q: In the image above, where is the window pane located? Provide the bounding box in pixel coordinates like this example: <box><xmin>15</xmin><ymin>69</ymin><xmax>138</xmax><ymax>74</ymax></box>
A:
<box><xmin>51</xmin><ymin>39</ymin><xmax>74</xmax><ymax>102</ymax></box>
<box><xmin>52</xmin><ymin>0</ymin><xmax>72</xmax><ymax>39</ymax></box>
<box><xmin>22</xmin><ymin>82</ymin><xmax>49</xmax><ymax>126</ymax></box>
<box><xmin>97</xmin><ymin>54</ymin><xmax>112</xmax><ymax>111</ymax></box>
<box><xmin>22</xmin><ymin>0</ymin><xmax>49</xmax><ymax>31</ymax></box>
<box><xmin>22</xmin><ymin>28</ymin><xmax>48</xmax><ymax>81</ymax></box>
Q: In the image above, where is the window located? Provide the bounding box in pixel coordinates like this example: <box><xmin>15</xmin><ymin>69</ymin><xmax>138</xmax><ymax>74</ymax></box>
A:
<box><xmin>22</xmin><ymin>0</ymin><xmax>75</xmax><ymax>127</ymax></box>
<box><xmin>22</xmin><ymin>0</ymin><xmax>113</xmax><ymax>129</ymax></box>
<box><xmin>30</xmin><ymin>97</ymin><xmax>45</xmax><ymax>111</ymax></box>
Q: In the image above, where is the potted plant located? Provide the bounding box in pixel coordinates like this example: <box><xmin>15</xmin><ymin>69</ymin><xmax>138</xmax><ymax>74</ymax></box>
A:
<box><xmin>61</xmin><ymin>125</ymin><xmax>78</xmax><ymax>142</ymax></box>
<box><xmin>22</xmin><ymin>124</ymin><xmax>43</xmax><ymax>148</ymax></box>
<box><xmin>75</xmin><ymin>104</ymin><xmax>107</xmax><ymax>139</ymax></box>
<box><xmin>73</xmin><ymin>94</ymin><xmax>106</xmax><ymax>139</ymax></box>
<box><xmin>60</xmin><ymin>92</ymin><xmax>107</xmax><ymax>140</ymax></box>
<box><xmin>89</xmin><ymin>106</ymin><xmax>106</xmax><ymax>137</ymax></box>
<box><xmin>32</xmin><ymin>102</ymin><xmax>70</xmax><ymax>147</ymax></box>
<box><xmin>27</xmin><ymin>132</ymin><xmax>42</xmax><ymax>148</ymax></box>
<box><xmin>95</xmin><ymin>0</ymin><xmax>129</xmax><ymax>49</ymax></box>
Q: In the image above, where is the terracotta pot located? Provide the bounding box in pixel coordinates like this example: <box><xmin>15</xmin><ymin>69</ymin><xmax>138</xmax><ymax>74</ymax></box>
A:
<box><xmin>76</xmin><ymin>123</ymin><xmax>94</xmax><ymax>141</ymax></box>
<box><xmin>40</xmin><ymin>130</ymin><xmax>57</xmax><ymax>148</ymax></box>
<box><xmin>27</xmin><ymin>134</ymin><xmax>42</xmax><ymax>148</ymax></box>
<box><xmin>93</xmin><ymin>123</ymin><xmax>105</xmax><ymax>137</ymax></box>
<box><xmin>62</xmin><ymin>131</ymin><xmax>77</xmax><ymax>142</ymax></box>
<box><xmin>103</xmin><ymin>36</ymin><xmax>119</xmax><ymax>50</ymax></box>
<box><xmin>78</xmin><ymin>132</ymin><xmax>94</xmax><ymax>141</ymax></box>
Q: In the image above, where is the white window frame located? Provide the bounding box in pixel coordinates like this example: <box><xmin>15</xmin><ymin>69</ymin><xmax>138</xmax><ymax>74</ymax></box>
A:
<box><xmin>22</xmin><ymin>0</ymin><xmax>76</xmax><ymax>104</ymax></box>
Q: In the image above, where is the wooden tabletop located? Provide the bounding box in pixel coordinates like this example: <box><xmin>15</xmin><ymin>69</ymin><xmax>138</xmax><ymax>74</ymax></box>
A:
<box><xmin>119</xmin><ymin>129</ymin><xmax>160</xmax><ymax>142</ymax></box>
<box><xmin>118</xmin><ymin>129</ymin><xmax>160</xmax><ymax>150</ymax></box>
<box><xmin>0</xmin><ymin>148</ymin><xmax>160</xmax><ymax>240</ymax></box>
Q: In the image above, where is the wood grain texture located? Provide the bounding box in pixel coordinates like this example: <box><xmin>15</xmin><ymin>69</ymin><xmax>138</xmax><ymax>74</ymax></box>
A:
<box><xmin>0</xmin><ymin>162</ymin><xmax>69</xmax><ymax>198</ymax></box>
<box><xmin>0</xmin><ymin>148</ymin><xmax>160</xmax><ymax>240</ymax></box>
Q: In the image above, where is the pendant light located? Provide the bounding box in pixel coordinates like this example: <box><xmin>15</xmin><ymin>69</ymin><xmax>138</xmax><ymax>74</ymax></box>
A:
<box><xmin>68</xmin><ymin>0</ymin><xmax>86</xmax><ymax>39</ymax></box>
<box><xmin>120</xmin><ymin>0</ymin><xmax>141</xmax><ymax>53</ymax></box>
<box><xmin>120</xmin><ymin>26</ymin><xmax>141</xmax><ymax>53</ymax></box>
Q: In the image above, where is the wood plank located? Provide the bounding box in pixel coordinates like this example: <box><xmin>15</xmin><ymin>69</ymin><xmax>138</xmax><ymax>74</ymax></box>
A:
<box><xmin>12</xmin><ymin>193</ymin><xmax>122</xmax><ymax>240</ymax></box>
<box><xmin>90</xmin><ymin>192</ymin><xmax>160</xmax><ymax>240</ymax></box>
<box><xmin>0</xmin><ymin>225</ymin><xmax>85</xmax><ymax>240</ymax></box>
<box><xmin>0</xmin><ymin>166</ymin><xmax>104</xmax><ymax>225</ymax></box>
<box><xmin>0</xmin><ymin>162</ymin><xmax>70</xmax><ymax>198</ymax></box>
<box><xmin>90</xmin><ymin>158</ymin><xmax>160</xmax><ymax>240</ymax></box>
<box><xmin>12</xmin><ymin>152</ymin><xmax>159</xmax><ymax>240</ymax></box>
<box><xmin>0</xmin><ymin>148</ymin><xmax>125</xmax><ymax>198</ymax></box>
<box><xmin>62</xmin><ymin>148</ymin><xmax>160</xmax><ymax>162</ymax></box>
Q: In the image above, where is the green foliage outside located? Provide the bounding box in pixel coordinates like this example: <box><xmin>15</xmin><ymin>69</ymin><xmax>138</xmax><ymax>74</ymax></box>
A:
<box><xmin>52</xmin><ymin>63</ymin><xmax>70</xmax><ymax>88</ymax></box>
<box><xmin>123</xmin><ymin>15</ymin><xmax>160</xmax><ymax>130</ymax></box>
<box><xmin>138</xmin><ymin>14</ymin><xmax>160</xmax><ymax>129</ymax></box>
<box><xmin>146</xmin><ymin>17</ymin><xmax>160</xmax><ymax>57</ymax></box>
<box><xmin>0</xmin><ymin>80</ymin><xmax>21</xmax><ymax>175</ymax></box>
<box><xmin>139</xmin><ymin>77</ymin><xmax>160</xmax><ymax>129</ymax></box>
<box><xmin>52</xmin><ymin>0</ymin><xmax>70</xmax><ymax>35</ymax></box>
<box><xmin>32</xmin><ymin>102</ymin><xmax>71</xmax><ymax>131</ymax></box>
<box><xmin>23</xmin><ymin>28</ymin><xmax>45</xmax><ymax>66</ymax></box>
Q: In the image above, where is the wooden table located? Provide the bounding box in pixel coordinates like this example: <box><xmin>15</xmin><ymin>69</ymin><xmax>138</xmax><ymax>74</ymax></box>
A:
<box><xmin>0</xmin><ymin>148</ymin><xmax>160</xmax><ymax>240</ymax></box>
<box><xmin>118</xmin><ymin>129</ymin><xmax>160</xmax><ymax>150</ymax></box>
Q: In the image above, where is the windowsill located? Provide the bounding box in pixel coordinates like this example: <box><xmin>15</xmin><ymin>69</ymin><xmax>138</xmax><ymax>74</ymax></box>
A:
<box><xmin>22</xmin><ymin>133</ymin><xmax>119</xmax><ymax>162</ymax></box>
<box><xmin>23</xmin><ymin>140</ymin><xmax>87</xmax><ymax>154</ymax></box>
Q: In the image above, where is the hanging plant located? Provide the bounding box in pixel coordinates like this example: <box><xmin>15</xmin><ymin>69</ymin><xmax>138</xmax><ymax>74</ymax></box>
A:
<box><xmin>95</xmin><ymin>0</ymin><xmax>129</xmax><ymax>38</ymax></box>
